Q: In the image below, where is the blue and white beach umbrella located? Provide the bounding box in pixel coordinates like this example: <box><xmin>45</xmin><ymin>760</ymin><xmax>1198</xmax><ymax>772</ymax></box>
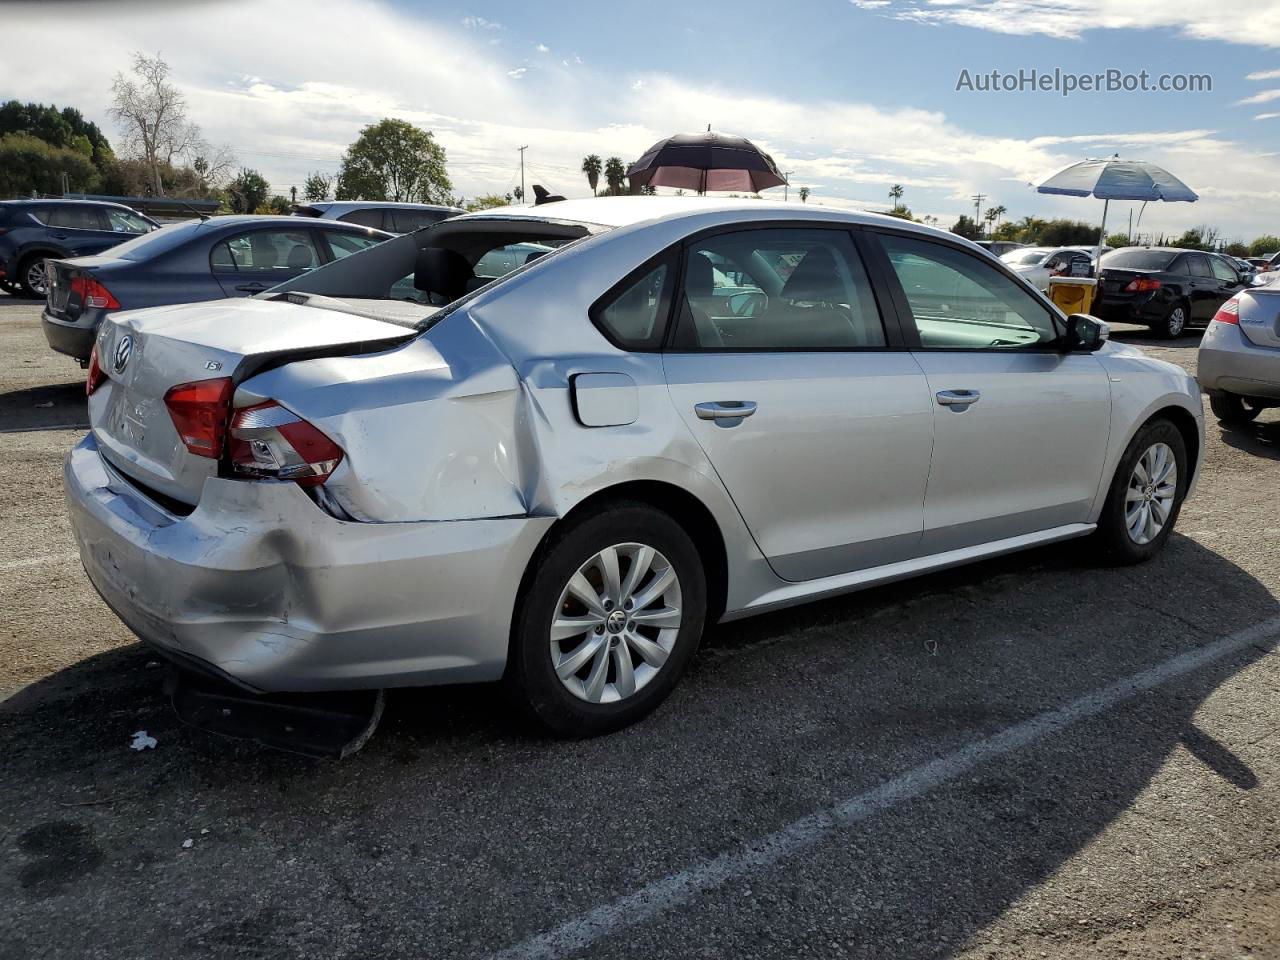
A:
<box><xmin>1035</xmin><ymin>155</ymin><xmax>1198</xmax><ymax>265</ymax></box>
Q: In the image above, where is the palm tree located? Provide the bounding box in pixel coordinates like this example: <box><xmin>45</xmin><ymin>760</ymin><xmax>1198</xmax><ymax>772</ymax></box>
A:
<box><xmin>889</xmin><ymin>183</ymin><xmax>904</xmax><ymax>205</ymax></box>
<box><xmin>984</xmin><ymin>208</ymin><xmax>998</xmax><ymax>234</ymax></box>
<box><xmin>989</xmin><ymin>204</ymin><xmax>1007</xmax><ymax>232</ymax></box>
<box><xmin>581</xmin><ymin>155</ymin><xmax>602</xmax><ymax>197</ymax></box>
<box><xmin>798</xmin><ymin>186</ymin><xmax>810</xmax><ymax>203</ymax></box>
<box><xmin>603</xmin><ymin>156</ymin><xmax>627</xmax><ymax>196</ymax></box>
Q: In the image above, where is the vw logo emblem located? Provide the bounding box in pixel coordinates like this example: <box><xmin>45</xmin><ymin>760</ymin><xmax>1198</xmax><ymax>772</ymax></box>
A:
<box><xmin>113</xmin><ymin>335</ymin><xmax>133</xmax><ymax>373</ymax></box>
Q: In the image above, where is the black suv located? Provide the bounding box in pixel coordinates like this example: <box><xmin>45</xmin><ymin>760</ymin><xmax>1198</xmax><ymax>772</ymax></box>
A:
<box><xmin>0</xmin><ymin>200</ymin><xmax>158</xmax><ymax>298</ymax></box>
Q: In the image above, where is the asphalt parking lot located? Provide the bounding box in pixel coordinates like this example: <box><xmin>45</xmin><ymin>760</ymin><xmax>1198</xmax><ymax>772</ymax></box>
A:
<box><xmin>2</xmin><ymin>292</ymin><xmax>1279</xmax><ymax>960</ymax></box>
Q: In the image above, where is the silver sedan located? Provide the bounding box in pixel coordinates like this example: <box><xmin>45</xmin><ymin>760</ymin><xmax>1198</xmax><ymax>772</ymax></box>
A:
<box><xmin>65</xmin><ymin>198</ymin><xmax>1204</xmax><ymax>736</ymax></box>
<box><xmin>1199</xmin><ymin>280</ymin><xmax>1280</xmax><ymax>424</ymax></box>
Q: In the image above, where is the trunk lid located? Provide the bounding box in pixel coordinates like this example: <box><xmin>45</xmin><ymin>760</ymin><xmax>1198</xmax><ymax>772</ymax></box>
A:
<box><xmin>90</xmin><ymin>296</ymin><xmax>417</xmax><ymax>506</ymax></box>
<box><xmin>45</xmin><ymin>258</ymin><xmax>119</xmax><ymax>321</ymax></box>
<box><xmin>1237</xmin><ymin>286</ymin><xmax>1280</xmax><ymax>349</ymax></box>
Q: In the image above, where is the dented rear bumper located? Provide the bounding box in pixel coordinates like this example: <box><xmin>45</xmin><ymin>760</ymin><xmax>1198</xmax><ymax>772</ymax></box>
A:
<box><xmin>64</xmin><ymin>433</ymin><xmax>553</xmax><ymax>692</ymax></box>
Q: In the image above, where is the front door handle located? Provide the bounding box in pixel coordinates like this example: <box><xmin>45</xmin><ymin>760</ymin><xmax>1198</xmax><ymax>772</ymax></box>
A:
<box><xmin>936</xmin><ymin>389</ymin><xmax>981</xmax><ymax>407</ymax></box>
<box><xmin>695</xmin><ymin>401</ymin><xmax>757</xmax><ymax>420</ymax></box>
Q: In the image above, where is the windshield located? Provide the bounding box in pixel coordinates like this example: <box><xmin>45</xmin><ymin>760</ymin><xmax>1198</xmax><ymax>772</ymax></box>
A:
<box><xmin>1003</xmin><ymin>249</ymin><xmax>1050</xmax><ymax>266</ymax></box>
<box><xmin>1102</xmin><ymin>249</ymin><xmax>1177</xmax><ymax>271</ymax></box>
<box><xmin>105</xmin><ymin>220</ymin><xmax>205</xmax><ymax>261</ymax></box>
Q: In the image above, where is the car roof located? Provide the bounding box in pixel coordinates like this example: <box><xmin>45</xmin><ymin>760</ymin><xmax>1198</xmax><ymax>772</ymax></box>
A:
<box><xmin>0</xmin><ymin>198</ymin><xmax>140</xmax><ymax>212</ymax></box>
<box><xmin>451</xmin><ymin>196</ymin><xmax>980</xmax><ymax>245</ymax></box>
<box><xmin>304</xmin><ymin>201</ymin><xmax>464</xmax><ymax>212</ymax></box>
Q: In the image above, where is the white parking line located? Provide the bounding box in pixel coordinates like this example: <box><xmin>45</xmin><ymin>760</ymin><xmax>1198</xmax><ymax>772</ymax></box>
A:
<box><xmin>490</xmin><ymin>614</ymin><xmax>1280</xmax><ymax>960</ymax></box>
<box><xmin>0</xmin><ymin>552</ymin><xmax>79</xmax><ymax>572</ymax></box>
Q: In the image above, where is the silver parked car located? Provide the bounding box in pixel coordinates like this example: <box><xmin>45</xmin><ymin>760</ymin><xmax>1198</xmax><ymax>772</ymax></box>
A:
<box><xmin>65</xmin><ymin>198</ymin><xmax>1204</xmax><ymax>736</ymax></box>
<box><xmin>1199</xmin><ymin>281</ymin><xmax>1280</xmax><ymax>424</ymax></box>
<box><xmin>291</xmin><ymin>200</ymin><xmax>463</xmax><ymax>234</ymax></box>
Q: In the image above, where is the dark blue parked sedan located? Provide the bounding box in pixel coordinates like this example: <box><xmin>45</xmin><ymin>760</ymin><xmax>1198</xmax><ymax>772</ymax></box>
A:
<box><xmin>0</xmin><ymin>199</ymin><xmax>159</xmax><ymax>298</ymax></box>
<box><xmin>41</xmin><ymin>215</ymin><xmax>390</xmax><ymax>363</ymax></box>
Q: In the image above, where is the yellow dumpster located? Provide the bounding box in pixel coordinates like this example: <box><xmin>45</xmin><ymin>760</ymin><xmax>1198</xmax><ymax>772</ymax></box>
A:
<box><xmin>1047</xmin><ymin>276</ymin><xmax>1097</xmax><ymax>315</ymax></box>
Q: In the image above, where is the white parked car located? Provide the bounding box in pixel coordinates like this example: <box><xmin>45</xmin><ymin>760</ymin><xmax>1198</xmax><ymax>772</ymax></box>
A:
<box><xmin>1001</xmin><ymin>246</ymin><xmax>1097</xmax><ymax>292</ymax></box>
<box><xmin>65</xmin><ymin>198</ymin><xmax>1204</xmax><ymax>740</ymax></box>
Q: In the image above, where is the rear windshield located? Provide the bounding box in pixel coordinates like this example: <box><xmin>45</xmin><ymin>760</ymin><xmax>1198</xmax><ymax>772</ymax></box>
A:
<box><xmin>1003</xmin><ymin>249</ymin><xmax>1049</xmax><ymax>266</ymax></box>
<box><xmin>104</xmin><ymin>220</ymin><xmax>206</xmax><ymax>261</ymax></box>
<box><xmin>1102</xmin><ymin>249</ymin><xmax>1177</xmax><ymax>270</ymax></box>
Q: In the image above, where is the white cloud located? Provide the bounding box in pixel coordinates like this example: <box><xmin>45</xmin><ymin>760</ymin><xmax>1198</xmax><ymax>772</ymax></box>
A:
<box><xmin>461</xmin><ymin>15</ymin><xmax>501</xmax><ymax>29</ymax></box>
<box><xmin>850</xmin><ymin>0</ymin><xmax>1280</xmax><ymax>47</ymax></box>
<box><xmin>1247</xmin><ymin>68</ymin><xmax>1280</xmax><ymax>80</ymax></box>
<box><xmin>535</xmin><ymin>43</ymin><xmax>550</xmax><ymax>53</ymax></box>
<box><xmin>0</xmin><ymin>0</ymin><xmax>1276</xmax><ymax>239</ymax></box>
<box><xmin>1255</xmin><ymin>112</ymin><xmax>1280</xmax><ymax>120</ymax></box>
<box><xmin>1237</xmin><ymin>88</ymin><xmax>1280</xmax><ymax>104</ymax></box>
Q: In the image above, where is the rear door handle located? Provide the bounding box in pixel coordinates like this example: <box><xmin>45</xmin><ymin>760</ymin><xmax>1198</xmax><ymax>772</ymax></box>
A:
<box><xmin>235</xmin><ymin>282</ymin><xmax>270</xmax><ymax>293</ymax></box>
<box><xmin>936</xmin><ymin>389</ymin><xmax>981</xmax><ymax>407</ymax></box>
<box><xmin>695</xmin><ymin>401</ymin><xmax>757</xmax><ymax>420</ymax></box>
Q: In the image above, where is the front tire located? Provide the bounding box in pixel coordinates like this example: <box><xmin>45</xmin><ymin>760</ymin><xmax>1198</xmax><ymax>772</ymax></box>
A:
<box><xmin>1208</xmin><ymin>390</ymin><xmax>1264</xmax><ymax>425</ymax></box>
<box><xmin>506</xmin><ymin>502</ymin><xmax>707</xmax><ymax>737</ymax></box>
<box><xmin>1092</xmin><ymin>418</ymin><xmax>1187</xmax><ymax>564</ymax></box>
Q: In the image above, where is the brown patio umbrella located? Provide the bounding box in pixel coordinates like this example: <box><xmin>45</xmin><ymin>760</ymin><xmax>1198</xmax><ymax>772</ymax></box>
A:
<box><xmin>625</xmin><ymin>131</ymin><xmax>786</xmax><ymax>194</ymax></box>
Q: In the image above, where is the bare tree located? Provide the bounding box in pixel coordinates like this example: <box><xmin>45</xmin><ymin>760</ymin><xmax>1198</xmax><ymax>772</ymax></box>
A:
<box><xmin>109</xmin><ymin>52</ymin><xmax>231</xmax><ymax>196</ymax></box>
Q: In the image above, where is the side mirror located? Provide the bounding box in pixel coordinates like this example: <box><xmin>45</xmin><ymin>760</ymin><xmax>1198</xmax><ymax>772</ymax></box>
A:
<box><xmin>1062</xmin><ymin>313</ymin><xmax>1109</xmax><ymax>352</ymax></box>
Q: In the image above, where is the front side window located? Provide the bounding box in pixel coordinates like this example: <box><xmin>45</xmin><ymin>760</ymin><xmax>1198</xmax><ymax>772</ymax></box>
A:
<box><xmin>1209</xmin><ymin>256</ymin><xmax>1239</xmax><ymax>283</ymax></box>
<box><xmin>1183</xmin><ymin>254</ymin><xmax>1213</xmax><ymax>278</ymax></box>
<box><xmin>325</xmin><ymin>230</ymin><xmax>383</xmax><ymax>260</ymax></box>
<box><xmin>47</xmin><ymin>206</ymin><xmax>102</xmax><ymax>230</ymax></box>
<box><xmin>677</xmin><ymin>229</ymin><xmax>885</xmax><ymax>350</ymax></box>
<box><xmin>106</xmin><ymin>209</ymin><xmax>153</xmax><ymax>234</ymax></box>
<box><xmin>879</xmin><ymin>234</ymin><xmax>1058</xmax><ymax>350</ymax></box>
<box><xmin>212</xmin><ymin>229</ymin><xmax>321</xmax><ymax>272</ymax></box>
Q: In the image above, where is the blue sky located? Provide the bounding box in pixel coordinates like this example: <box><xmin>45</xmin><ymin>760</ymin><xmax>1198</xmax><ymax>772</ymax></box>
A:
<box><xmin>4</xmin><ymin>0</ymin><xmax>1280</xmax><ymax>241</ymax></box>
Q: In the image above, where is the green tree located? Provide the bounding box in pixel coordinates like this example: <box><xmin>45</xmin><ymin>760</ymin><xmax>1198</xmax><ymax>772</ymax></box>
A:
<box><xmin>950</xmin><ymin>214</ymin><xmax>982</xmax><ymax>240</ymax></box>
<box><xmin>335</xmin><ymin>118</ymin><xmax>452</xmax><ymax>203</ymax></box>
<box><xmin>888</xmin><ymin>183</ymin><xmax>904</xmax><ymax>204</ymax></box>
<box><xmin>225</xmin><ymin>168</ymin><xmax>270</xmax><ymax>214</ymax></box>
<box><xmin>1249</xmin><ymin>235</ymin><xmax>1280</xmax><ymax>256</ymax></box>
<box><xmin>265</xmin><ymin>195</ymin><xmax>292</xmax><ymax>215</ymax></box>
<box><xmin>992</xmin><ymin>221</ymin><xmax>1021</xmax><ymax>241</ymax></box>
<box><xmin>0</xmin><ymin>133</ymin><xmax>99</xmax><ymax>197</ymax></box>
<box><xmin>1223</xmin><ymin>241</ymin><xmax>1250</xmax><ymax>257</ymax></box>
<box><xmin>603</xmin><ymin>156</ymin><xmax>627</xmax><ymax>196</ymax></box>
<box><xmin>1107</xmin><ymin>232</ymin><xmax>1134</xmax><ymax>249</ymax></box>
<box><xmin>303</xmin><ymin>171</ymin><xmax>332</xmax><ymax>202</ymax></box>
<box><xmin>581</xmin><ymin>154</ymin><xmax>602</xmax><ymax>196</ymax></box>
<box><xmin>798</xmin><ymin>186</ymin><xmax>810</xmax><ymax>202</ymax></box>
<box><xmin>887</xmin><ymin>205</ymin><xmax>914</xmax><ymax>221</ymax></box>
<box><xmin>465</xmin><ymin>192</ymin><xmax>513</xmax><ymax>212</ymax></box>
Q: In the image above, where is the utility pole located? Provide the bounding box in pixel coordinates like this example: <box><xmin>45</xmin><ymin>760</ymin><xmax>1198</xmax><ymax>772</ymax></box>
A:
<box><xmin>971</xmin><ymin>194</ymin><xmax>986</xmax><ymax>234</ymax></box>
<box><xmin>518</xmin><ymin>145</ymin><xmax>528</xmax><ymax>205</ymax></box>
<box><xmin>784</xmin><ymin>171</ymin><xmax>793</xmax><ymax>202</ymax></box>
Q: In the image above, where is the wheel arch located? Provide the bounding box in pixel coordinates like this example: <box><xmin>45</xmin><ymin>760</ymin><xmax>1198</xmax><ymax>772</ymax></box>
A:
<box><xmin>1146</xmin><ymin>403</ymin><xmax>1200</xmax><ymax>485</ymax></box>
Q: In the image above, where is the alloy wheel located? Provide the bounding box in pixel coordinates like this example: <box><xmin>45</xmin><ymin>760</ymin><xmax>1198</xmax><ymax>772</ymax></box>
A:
<box><xmin>25</xmin><ymin>260</ymin><xmax>49</xmax><ymax>297</ymax></box>
<box><xmin>550</xmin><ymin>542</ymin><xmax>683</xmax><ymax>704</ymax></box>
<box><xmin>1124</xmin><ymin>442</ymin><xmax>1177</xmax><ymax>545</ymax></box>
<box><xmin>1167</xmin><ymin>306</ymin><xmax>1185</xmax><ymax>336</ymax></box>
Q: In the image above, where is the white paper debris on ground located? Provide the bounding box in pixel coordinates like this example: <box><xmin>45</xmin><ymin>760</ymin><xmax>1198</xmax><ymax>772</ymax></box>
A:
<box><xmin>181</xmin><ymin>838</ymin><xmax>194</xmax><ymax>849</ymax></box>
<box><xmin>34</xmin><ymin>401</ymin><xmax>54</xmax><ymax>408</ymax></box>
<box><xmin>129</xmin><ymin>731</ymin><xmax>157</xmax><ymax>751</ymax></box>
<box><xmin>200</xmin><ymin>828</ymin><xmax>209</xmax><ymax>835</ymax></box>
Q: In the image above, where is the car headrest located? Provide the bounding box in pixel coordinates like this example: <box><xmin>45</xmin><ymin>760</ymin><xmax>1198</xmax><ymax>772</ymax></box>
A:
<box><xmin>686</xmin><ymin>252</ymin><xmax>715</xmax><ymax>298</ymax></box>
<box><xmin>781</xmin><ymin>247</ymin><xmax>842</xmax><ymax>302</ymax></box>
<box><xmin>286</xmin><ymin>245</ymin><xmax>312</xmax><ymax>269</ymax></box>
<box><xmin>414</xmin><ymin>246</ymin><xmax>474</xmax><ymax>302</ymax></box>
<box><xmin>250</xmin><ymin>235</ymin><xmax>277</xmax><ymax>269</ymax></box>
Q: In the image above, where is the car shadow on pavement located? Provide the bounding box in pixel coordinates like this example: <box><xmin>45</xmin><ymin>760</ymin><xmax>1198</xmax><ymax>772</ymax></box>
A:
<box><xmin>1</xmin><ymin>534</ymin><xmax>1277</xmax><ymax>959</ymax></box>
<box><xmin>1216</xmin><ymin>416</ymin><xmax>1280</xmax><ymax>462</ymax></box>
<box><xmin>0</xmin><ymin>382</ymin><xmax>87</xmax><ymax>432</ymax></box>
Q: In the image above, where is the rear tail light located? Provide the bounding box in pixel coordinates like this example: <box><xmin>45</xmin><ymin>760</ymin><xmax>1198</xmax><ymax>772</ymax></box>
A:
<box><xmin>164</xmin><ymin>377</ymin><xmax>234</xmax><ymax>458</ymax></box>
<box><xmin>1211</xmin><ymin>298</ymin><xmax>1240</xmax><ymax>326</ymax></box>
<box><xmin>1123</xmin><ymin>277</ymin><xmax>1162</xmax><ymax>293</ymax></box>
<box><xmin>69</xmin><ymin>275</ymin><xmax>120</xmax><ymax>309</ymax></box>
<box><xmin>86</xmin><ymin>344</ymin><xmax>106</xmax><ymax>396</ymax></box>
<box><xmin>228</xmin><ymin>401</ymin><xmax>343</xmax><ymax>487</ymax></box>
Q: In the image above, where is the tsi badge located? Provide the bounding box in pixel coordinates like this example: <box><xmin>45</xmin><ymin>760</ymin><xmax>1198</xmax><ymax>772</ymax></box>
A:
<box><xmin>112</xmin><ymin>335</ymin><xmax>133</xmax><ymax>373</ymax></box>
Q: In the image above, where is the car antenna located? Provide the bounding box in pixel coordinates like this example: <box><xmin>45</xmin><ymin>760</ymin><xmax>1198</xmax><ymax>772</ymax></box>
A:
<box><xmin>176</xmin><ymin>199</ymin><xmax>211</xmax><ymax>222</ymax></box>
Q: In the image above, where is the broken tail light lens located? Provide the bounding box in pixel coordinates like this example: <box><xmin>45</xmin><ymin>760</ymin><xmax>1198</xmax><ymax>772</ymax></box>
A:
<box><xmin>86</xmin><ymin>344</ymin><xmax>107</xmax><ymax>396</ymax></box>
<box><xmin>1211</xmin><ymin>298</ymin><xmax>1240</xmax><ymax>326</ymax></box>
<box><xmin>164</xmin><ymin>377</ymin><xmax>234</xmax><ymax>458</ymax></box>
<box><xmin>228</xmin><ymin>401</ymin><xmax>343</xmax><ymax>487</ymax></box>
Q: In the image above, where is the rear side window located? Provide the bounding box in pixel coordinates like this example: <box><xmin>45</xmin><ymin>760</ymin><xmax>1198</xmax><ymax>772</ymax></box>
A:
<box><xmin>338</xmin><ymin>209</ymin><xmax>387</xmax><ymax>230</ymax></box>
<box><xmin>212</xmin><ymin>230</ymin><xmax>322</xmax><ymax>272</ymax></box>
<box><xmin>47</xmin><ymin>206</ymin><xmax>103</xmax><ymax>230</ymax></box>
<box><xmin>390</xmin><ymin>209</ymin><xmax>448</xmax><ymax>233</ymax></box>
<box><xmin>592</xmin><ymin>258</ymin><xmax>674</xmax><ymax>350</ymax></box>
<box><xmin>324</xmin><ymin>229</ymin><xmax>383</xmax><ymax>260</ymax></box>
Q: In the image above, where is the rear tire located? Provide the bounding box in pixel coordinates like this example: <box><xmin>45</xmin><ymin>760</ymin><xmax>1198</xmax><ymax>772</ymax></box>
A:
<box><xmin>1151</xmin><ymin>301</ymin><xmax>1189</xmax><ymax>339</ymax></box>
<box><xmin>505</xmin><ymin>502</ymin><xmax>707</xmax><ymax>737</ymax></box>
<box><xmin>17</xmin><ymin>255</ymin><xmax>50</xmax><ymax>299</ymax></box>
<box><xmin>1092</xmin><ymin>418</ymin><xmax>1187</xmax><ymax>565</ymax></box>
<box><xmin>1208</xmin><ymin>390</ymin><xmax>1264</xmax><ymax>425</ymax></box>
